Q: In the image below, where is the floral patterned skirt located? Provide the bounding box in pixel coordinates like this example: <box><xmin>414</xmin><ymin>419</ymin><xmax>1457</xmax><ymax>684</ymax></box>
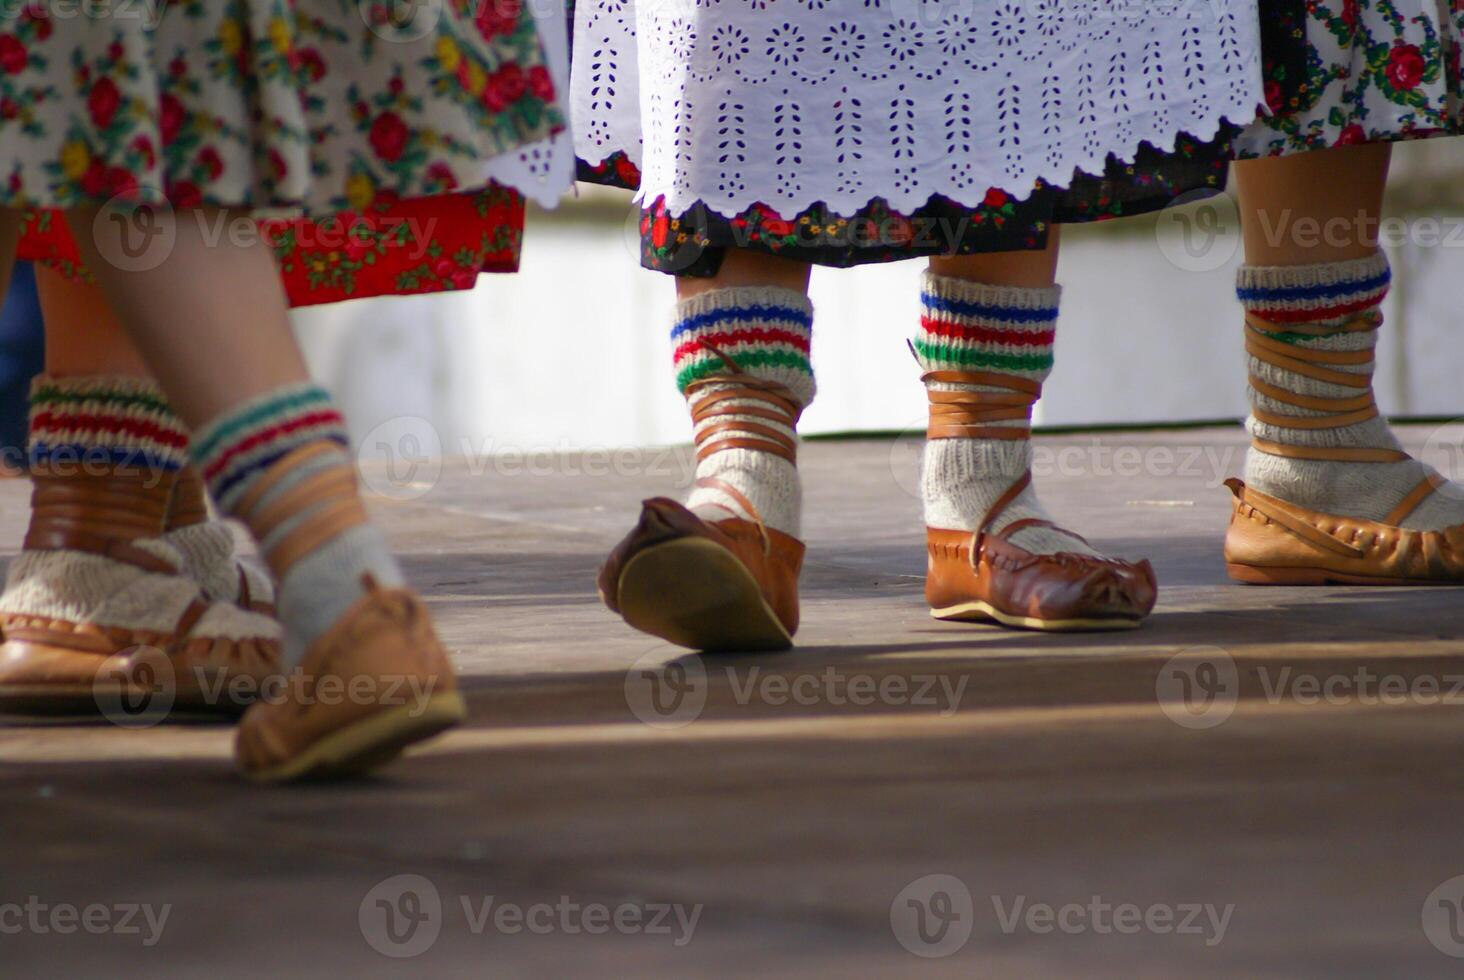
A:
<box><xmin>15</xmin><ymin>185</ymin><xmax>527</xmax><ymax>307</ymax></box>
<box><xmin>1237</xmin><ymin>0</ymin><xmax>1464</xmax><ymax>154</ymax></box>
<box><xmin>585</xmin><ymin>132</ymin><xmax>1237</xmax><ymax>277</ymax></box>
<box><xmin>0</xmin><ymin>0</ymin><xmax>562</xmax><ymax>211</ymax></box>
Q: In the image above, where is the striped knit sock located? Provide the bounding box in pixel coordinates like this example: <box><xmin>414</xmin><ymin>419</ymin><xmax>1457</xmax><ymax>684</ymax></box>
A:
<box><xmin>191</xmin><ymin>383</ymin><xmax>404</xmax><ymax>667</ymax></box>
<box><xmin>915</xmin><ymin>273</ymin><xmax>1100</xmax><ymax>557</ymax></box>
<box><xmin>28</xmin><ymin>374</ymin><xmax>271</xmax><ymax>607</ymax></box>
<box><xmin>672</xmin><ymin>286</ymin><xmax>815</xmax><ymax>537</ymax></box>
<box><xmin>29</xmin><ymin>374</ymin><xmax>188</xmax><ymax>477</ymax></box>
<box><xmin>1239</xmin><ymin>254</ymin><xmax>1464</xmax><ymax>529</ymax></box>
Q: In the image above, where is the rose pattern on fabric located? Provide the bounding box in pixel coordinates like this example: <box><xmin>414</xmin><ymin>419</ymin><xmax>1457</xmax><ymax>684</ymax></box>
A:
<box><xmin>0</xmin><ymin>0</ymin><xmax>564</xmax><ymax>212</ymax></box>
<box><xmin>1238</xmin><ymin>0</ymin><xmax>1464</xmax><ymax>153</ymax></box>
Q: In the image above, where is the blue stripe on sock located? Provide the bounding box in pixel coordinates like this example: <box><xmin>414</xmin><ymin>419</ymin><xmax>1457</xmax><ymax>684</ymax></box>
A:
<box><xmin>28</xmin><ymin>443</ymin><xmax>183</xmax><ymax>472</ymax></box>
<box><xmin>1236</xmin><ymin>269</ymin><xmax>1392</xmax><ymax>305</ymax></box>
<box><xmin>209</xmin><ymin>433</ymin><xmax>351</xmax><ymax>506</ymax></box>
<box><xmin>919</xmin><ymin>292</ymin><xmax>1059</xmax><ymax>324</ymax></box>
<box><xmin>671</xmin><ymin>304</ymin><xmax>813</xmax><ymax>340</ymax></box>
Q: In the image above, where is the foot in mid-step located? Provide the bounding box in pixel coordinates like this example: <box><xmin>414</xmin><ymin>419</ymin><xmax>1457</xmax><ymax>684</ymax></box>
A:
<box><xmin>600</xmin><ymin>286</ymin><xmax>812</xmax><ymax>651</ymax></box>
<box><xmin>193</xmin><ymin>385</ymin><xmax>464</xmax><ymax>781</ymax></box>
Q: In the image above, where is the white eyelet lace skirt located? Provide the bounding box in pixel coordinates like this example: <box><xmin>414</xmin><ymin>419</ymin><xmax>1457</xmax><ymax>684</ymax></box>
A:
<box><xmin>572</xmin><ymin>0</ymin><xmax>1265</xmax><ymax>218</ymax></box>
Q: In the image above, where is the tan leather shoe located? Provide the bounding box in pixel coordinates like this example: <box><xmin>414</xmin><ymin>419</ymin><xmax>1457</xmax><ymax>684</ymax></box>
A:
<box><xmin>925</xmin><ymin>472</ymin><xmax>1155</xmax><ymax>631</ymax></box>
<box><xmin>1225</xmin><ymin>311</ymin><xmax>1464</xmax><ymax>585</ymax></box>
<box><xmin>917</xmin><ymin>364</ymin><xmax>1155</xmax><ymax>631</ymax></box>
<box><xmin>1224</xmin><ymin>477</ymin><xmax>1464</xmax><ymax>584</ymax></box>
<box><xmin>927</xmin><ymin>524</ymin><xmax>1157</xmax><ymax>631</ymax></box>
<box><xmin>234</xmin><ymin>578</ymin><xmax>465</xmax><ymax>782</ymax></box>
<box><xmin>0</xmin><ymin>464</ymin><xmax>280</xmax><ymax>716</ymax></box>
<box><xmin>0</xmin><ymin>599</ymin><xmax>280</xmax><ymax>716</ymax></box>
<box><xmin>599</xmin><ymin>497</ymin><xmax>804</xmax><ymax>652</ymax></box>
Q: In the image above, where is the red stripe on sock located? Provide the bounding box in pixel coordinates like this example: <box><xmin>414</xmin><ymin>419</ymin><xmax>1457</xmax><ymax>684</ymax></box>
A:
<box><xmin>918</xmin><ymin>316</ymin><xmax>1056</xmax><ymax>348</ymax></box>
<box><xmin>1245</xmin><ymin>295</ymin><xmax>1382</xmax><ymax>325</ymax></box>
<box><xmin>672</xmin><ymin>327</ymin><xmax>813</xmax><ymax>364</ymax></box>
<box><xmin>201</xmin><ymin>410</ymin><xmax>347</xmax><ymax>482</ymax></box>
<box><xmin>30</xmin><ymin>411</ymin><xmax>189</xmax><ymax>449</ymax></box>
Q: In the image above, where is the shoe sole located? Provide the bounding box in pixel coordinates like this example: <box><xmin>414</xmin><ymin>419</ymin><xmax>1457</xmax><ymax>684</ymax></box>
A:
<box><xmin>241</xmin><ymin>690</ymin><xmax>467</xmax><ymax>784</ymax></box>
<box><xmin>930</xmin><ymin>600</ymin><xmax>1142</xmax><ymax>632</ymax></box>
<box><xmin>1226</xmin><ymin>562</ymin><xmax>1464</xmax><ymax>587</ymax></box>
<box><xmin>614</xmin><ymin>538</ymin><xmax>793</xmax><ymax>652</ymax></box>
<box><xmin>0</xmin><ymin>685</ymin><xmax>248</xmax><ymax>719</ymax></box>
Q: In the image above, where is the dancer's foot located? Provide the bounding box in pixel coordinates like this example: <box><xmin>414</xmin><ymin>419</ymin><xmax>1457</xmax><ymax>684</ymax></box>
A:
<box><xmin>0</xmin><ymin>376</ymin><xmax>280</xmax><ymax>715</ymax></box>
<box><xmin>601</xmin><ymin>285</ymin><xmax>814</xmax><ymax>650</ymax></box>
<box><xmin>1226</xmin><ymin>256</ymin><xmax>1464</xmax><ymax>583</ymax></box>
<box><xmin>189</xmin><ymin>388</ymin><xmax>463</xmax><ymax>781</ymax></box>
<box><xmin>916</xmin><ymin>274</ymin><xmax>1156</xmax><ymax>629</ymax></box>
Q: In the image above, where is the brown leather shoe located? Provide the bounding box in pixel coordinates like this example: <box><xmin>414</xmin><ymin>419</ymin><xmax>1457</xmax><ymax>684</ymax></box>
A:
<box><xmin>0</xmin><ymin>600</ymin><xmax>280</xmax><ymax>716</ymax></box>
<box><xmin>599</xmin><ymin>497</ymin><xmax>804</xmax><ymax>652</ymax></box>
<box><xmin>1224</xmin><ymin>477</ymin><xmax>1464</xmax><ymax>584</ymax></box>
<box><xmin>927</xmin><ymin>523</ymin><xmax>1157</xmax><ymax>631</ymax></box>
<box><xmin>0</xmin><ymin>464</ymin><xmax>281</xmax><ymax>716</ymax></box>
<box><xmin>916</xmin><ymin>364</ymin><xmax>1155</xmax><ymax>631</ymax></box>
<box><xmin>235</xmin><ymin>578</ymin><xmax>465</xmax><ymax>782</ymax></box>
<box><xmin>1225</xmin><ymin>311</ymin><xmax>1464</xmax><ymax>585</ymax></box>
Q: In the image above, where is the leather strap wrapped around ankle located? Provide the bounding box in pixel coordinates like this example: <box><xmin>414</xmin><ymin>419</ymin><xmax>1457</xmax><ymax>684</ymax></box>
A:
<box><xmin>23</xmin><ymin>465</ymin><xmax>179</xmax><ymax>573</ymax></box>
<box><xmin>684</xmin><ymin>347</ymin><xmax>804</xmax><ymax>465</ymax></box>
<box><xmin>920</xmin><ymin>366</ymin><xmax>1041</xmax><ymax>441</ymax></box>
<box><xmin>168</xmin><ymin>467</ymin><xmax>211</xmax><ymax>529</ymax></box>
<box><xmin>232</xmin><ymin>442</ymin><xmax>369</xmax><ymax>581</ymax></box>
<box><xmin>1245</xmin><ymin>313</ymin><xmax>1444</xmax><ymax>526</ymax></box>
<box><xmin>1244</xmin><ymin>313</ymin><xmax>1405</xmax><ymax>464</ymax></box>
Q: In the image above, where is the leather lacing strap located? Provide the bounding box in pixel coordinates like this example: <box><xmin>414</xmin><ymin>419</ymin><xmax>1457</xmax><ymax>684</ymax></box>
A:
<box><xmin>232</xmin><ymin>442</ymin><xmax>369</xmax><ymax>580</ymax></box>
<box><xmin>684</xmin><ymin>342</ymin><xmax>803</xmax><ymax>466</ymax></box>
<box><xmin>23</xmin><ymin>465</ymin><xmax>179</xmax><ymax>573</ymax></box>
<box><xmin>1246</xmin><ymin>312</ymin><xmax>1440</xmax><ymax>526</ymax></box>
<box><xmin>913</xmin><ymin>350</ymin><xmax>1087</xmax><ymax>561</ymax></box>
<box><xmin>167</xmin><ymin>467</ymin><xmax>211</xmax><ymax>529</ymax></box>
<box><xmin>682</xmin><ymin>343</ymin><xmax>799</xmax><ymax>553</ymax></box>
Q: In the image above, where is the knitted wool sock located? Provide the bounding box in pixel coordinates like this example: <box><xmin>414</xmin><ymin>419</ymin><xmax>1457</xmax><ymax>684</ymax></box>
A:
<box><xmin>161</xmin><ymin>467</ymin><xmax>273</xmax><ymax>608</ymax></box>
<box><xmin>190</xmin><ymin>383</ymin><xmax>404</xmax><ymax>668</ymax></box>
<box><xmin>1238</xmin><ymin>254</ymin><xmax>1464</xmax><ymax>530</ymax></box>
<box><xmin>5</xmin><ymin>375</ymin><xmax>275</xmax><ymax>641</ymax></box>
<box><xmin>671</xmin><ymin>286</ymin><xmax>815</xmax><ymax>537</ymax></box>
<box><xmin>914</xmin><ymin>272</ymin><xmax>1101</xmax><ymax>557</ymax></box>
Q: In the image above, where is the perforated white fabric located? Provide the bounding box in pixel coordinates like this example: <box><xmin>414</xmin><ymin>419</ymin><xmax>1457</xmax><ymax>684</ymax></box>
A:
<box><xmin>573</xmin><ymin>0</ymin><xmax>1264</xmax><ymax>217</ymax></box>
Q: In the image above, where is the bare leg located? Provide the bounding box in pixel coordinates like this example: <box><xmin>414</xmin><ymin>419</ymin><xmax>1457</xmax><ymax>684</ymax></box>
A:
<box><xmin>677</xmin><ymin>248</ymin><xmax>812</xmax><ymax>301</ymax></box>
<box><xmin>36</xmin><ymin>268</ymin><xmax>152</xmax><ymax>378</ymax></box>
<box><xmin>928</xmin><ymin>227</ymin><xmax>1062</xmax><ymax>288</ymax></box>
<box><xmin>69</xmin><ymin>206</ymin><xmax>307</xmax><ymax>430</ymax></box>
<box><xmin>1234</xmin><ymin>143</ymin><xmax>1390</xmax><ymax>265</ymax></box>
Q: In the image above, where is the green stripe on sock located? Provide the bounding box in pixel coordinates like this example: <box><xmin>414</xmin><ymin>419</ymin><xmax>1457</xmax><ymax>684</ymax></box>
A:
<box><xmin>191</xmin><ymin>387</ymin><xmax>332</xmax><ymax>463</ymax></box>
<box><xmin>30</xmin><ymin>387</ymin><xmax>175</xmax><ymax>416</ymax></box>
<box><xmin>675</xmin><ymin>350</ymin><xmax>813</xmax><ymax>393</ymax></box>
<box><xmin>1267</xmin><ymin>328</ymin><xmax>1354</xmax><ymax>345</ymax></box>
<box><xmin>912</xmin><ymin>339</ymin><xmax>1054</xmax><ymax>374</ymax></box>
